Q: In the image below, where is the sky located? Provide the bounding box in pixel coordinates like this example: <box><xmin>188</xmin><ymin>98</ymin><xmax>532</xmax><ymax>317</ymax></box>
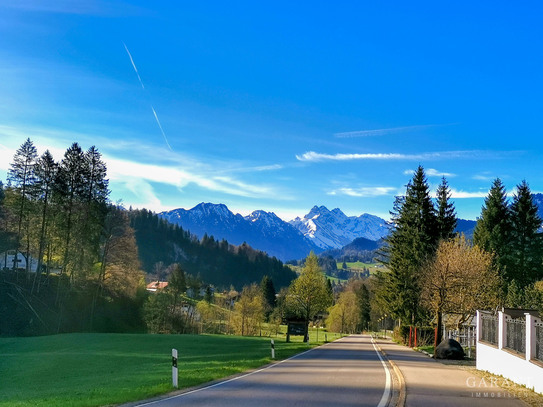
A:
<box><xmin>1</xmin><ymin>1</ymin><xmax>543</xmax><ymax>221</ymax></box>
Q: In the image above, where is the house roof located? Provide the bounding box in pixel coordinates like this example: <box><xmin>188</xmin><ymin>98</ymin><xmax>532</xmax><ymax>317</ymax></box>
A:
<box><xmin>146</xmin><ymin>281</ymin><xmax>169</xmax><ymax>291</ymax></box>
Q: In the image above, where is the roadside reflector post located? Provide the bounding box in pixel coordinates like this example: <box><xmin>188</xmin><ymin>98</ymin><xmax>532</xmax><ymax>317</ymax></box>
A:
<box><xmin>271</xmin><ymin>339</ymin><xmax>275</xmax><ymax>359</ymax></box>
<box><xmin>172</xmin><ymin>348</ymin><xmax>178</xmax><ymax>388</ymax></box>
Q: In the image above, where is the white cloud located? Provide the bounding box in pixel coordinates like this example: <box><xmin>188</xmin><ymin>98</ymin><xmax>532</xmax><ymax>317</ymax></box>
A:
<box><xmin>0</xmin><ymin>124</ymin><xmax>284</xmax><ymax>201</ymax></box>
<box><xmin>404</xmin><ymin>168</ymin><xmax>455</xmax><ymax>177</ymax></box>
<box><xmin>297</xmin><ymin>151</ymin><xmax>421</xmax><ymax>162</ymax></box>
<box><xmin>328</xmin><ymin>187</ymin><xmax>396</xmax><ymax>197</ymax></box>
<box><xmin>472</xmin><ymin>173</ymin><xmax>496</xmax><ymax>181</ymax></box>
<box><xmin>0</xmin><ymin>144</ymin><xmax>15</xmax><ymax>171</ymax></box>
<box><xmin>448</xmin><ymin>189</ymin><xmax>488</xmax><ymax>199</ymax></box>
<box><xmin>296</xmin><ymin>150</ymin><xmax>516</xmax><ymax>163</ymax></box>
<box><xmin>225</xmin><ymin>163</ymin><xmax>283</xmax><ymax>174</ymax></box>
<box><xmin>334</xmin><ymin>124</ymin><xmax>442</xmax><ymax>138</ymax></box>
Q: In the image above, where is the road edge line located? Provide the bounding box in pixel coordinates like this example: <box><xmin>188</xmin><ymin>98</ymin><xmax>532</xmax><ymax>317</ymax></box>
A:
<box><xmin>371</xmin><ymin>337</ymin><xmax>406</xmax><ymax>407</ymax></box>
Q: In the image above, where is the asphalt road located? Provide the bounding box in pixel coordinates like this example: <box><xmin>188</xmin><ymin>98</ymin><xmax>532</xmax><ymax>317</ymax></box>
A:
<box><xmin>135</xmin><ymin>335</ymin><xmax>391</xmax><ymax>407</ymax></box>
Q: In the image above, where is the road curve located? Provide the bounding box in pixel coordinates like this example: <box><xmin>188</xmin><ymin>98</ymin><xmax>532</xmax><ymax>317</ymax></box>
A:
<box><xmin>135</xmin><ymin>335</ymin><xmax>391</xmax><ymax>407</ymax></box>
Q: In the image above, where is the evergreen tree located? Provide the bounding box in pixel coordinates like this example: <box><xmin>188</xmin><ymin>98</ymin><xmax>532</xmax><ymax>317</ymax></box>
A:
<box><xmin>77</xmin><ymin>146</ymin><xmax>109</xmax><ymax>274</ymax></box>
<box><xmin>260</xmin><ymin>275</ymin><xmax>276</xmax><ymax>316</ymax></box>
<box><xmin>57</xmin><ymin>143</ymin><xmax>86</xmax><ymax>280</ymax></box>
<box><xmin>33</xmin><ymin>150</ymin><xmax>58</xmax><ymax>279</ymax></box>
<box><xmin>473</xmin><ymin>178</ymin><xmax>511</xmax><ymax>280</ymax></box>
<box><xmin>7</xmin><ymin>138</ymin><xmax>37</xmax><ymax>267</ymax></box>
<box><xmin>379</xmin><ymin>166</ymin><xmax>438</xmax><ymax>325</ymax></box>
<box><xmin>508</xmin><ymin>180</ymin><xmax>543</xmax><ymax>286</ymax></box>
<box><xmin>356</xmin><ymin>283</ymin><xmax>371</xmax><ymax>331</ymax></box>
<box><xmin>435</xmin><ymin>177</ymin><xmax>457</xmax><ymax>240</ymax></box>
<box><xmin>169</xmin><ymin>264</ymin><xmax>187</xmax><ymax>297</ymax></box>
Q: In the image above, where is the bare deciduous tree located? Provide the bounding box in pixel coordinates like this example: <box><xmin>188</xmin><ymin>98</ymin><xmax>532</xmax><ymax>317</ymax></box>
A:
<box><xmin>421</xmin><ymin>235</ymin><xmax>500</xmax><ymax>340</ymax></box>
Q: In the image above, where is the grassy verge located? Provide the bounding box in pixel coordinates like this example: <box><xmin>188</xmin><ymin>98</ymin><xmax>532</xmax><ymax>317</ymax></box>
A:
<box><xmin>0</xmin><ymin>330</ymin><xmax>343</xmax><ymax>407</ymax></box>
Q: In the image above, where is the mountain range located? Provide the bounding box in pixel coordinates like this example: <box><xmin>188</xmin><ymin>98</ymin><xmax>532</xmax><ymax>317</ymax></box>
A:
<box><xmin>158</xmin><ymin>194</ymin><xmax>543</xmax><ymax>262</ymax></box>
<box><xmin>160</xmin><ymin>203</ymin><xmax>391</xmax><ymax>261</ymax></box>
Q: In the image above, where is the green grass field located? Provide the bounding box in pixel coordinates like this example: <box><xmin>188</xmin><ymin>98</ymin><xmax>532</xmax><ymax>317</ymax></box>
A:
<box><xmin>0</xmin><ymin>329</ymin><xmax>343</xmax><ymax>407</ymax></box>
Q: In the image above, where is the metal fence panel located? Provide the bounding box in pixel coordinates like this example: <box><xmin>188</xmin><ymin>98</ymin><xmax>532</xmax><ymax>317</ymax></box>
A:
<box><xmin>505</xmin><ymin>318</ymin><xmax>526</xmax><ymax>354</ymax></box>
<box><xmin>480</xmin><ymin>314</ymin><xmax>498</xmax><ymax>345</ymax></box>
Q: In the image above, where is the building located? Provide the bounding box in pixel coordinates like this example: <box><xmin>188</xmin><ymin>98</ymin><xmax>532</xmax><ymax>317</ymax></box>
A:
<box><xmin>146</xmin><ymin>281</ymin><xmax>169</xmax><ymax>292</ymax></box>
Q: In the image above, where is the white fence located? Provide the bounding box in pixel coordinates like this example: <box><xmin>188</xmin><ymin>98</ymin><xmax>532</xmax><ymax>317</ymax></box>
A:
<box><xmin>476</xmin><ymin>310</ymin><xmax>543</xmax><ymax>394</ymax></box>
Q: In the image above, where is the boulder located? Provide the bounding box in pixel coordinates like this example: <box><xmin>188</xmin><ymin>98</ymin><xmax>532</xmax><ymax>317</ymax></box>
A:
<box><xmin>434</xmin><ymin>338</ymin><xmax>465</xmax><ymax>360</ymax></box>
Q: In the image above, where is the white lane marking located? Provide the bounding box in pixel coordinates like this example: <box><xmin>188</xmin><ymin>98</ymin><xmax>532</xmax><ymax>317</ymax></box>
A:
<box><xmin>136</xmin><ymin>342</ymin><xmax>335</xmax><ymax>406</ymax></box>
<box><xmin>371</xmin><ymin>337</ymin><xmax>392</xmax><ymax>407</ymax></box>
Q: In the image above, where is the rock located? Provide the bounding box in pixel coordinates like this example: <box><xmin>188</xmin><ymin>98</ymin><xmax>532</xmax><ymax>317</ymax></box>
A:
<box><xmin>434</xmin><ymin>338</ymin><xmax>465</xmax><ymax>360</ymax></box>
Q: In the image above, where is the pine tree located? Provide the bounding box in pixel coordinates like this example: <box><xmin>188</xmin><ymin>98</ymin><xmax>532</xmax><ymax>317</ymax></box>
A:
<box><xmin>169</xmin><ymin>264</ymin><xmax>187</xmax><ymax>297</ymax></box>
<box><xmin>77</xmin><ymin>146</ymin><xmax>109</xmax><ymax>273</ymax></box>
<box><xmin>473</xmin><ymin>178</ymin><xmax>511</xmax><ymax>280</ymax></box>
<box><xmin>435</xmin><ymin>177</ymin><xmax>457</xmax><ymax>240</ymax></box>
<box><xmin>7</xmin><ymin>138</ymin><xmax>37</xmax><ymax>268</ymax></box>
<box><xmin>508</xmin><ymin>180</ymin><xmax>543</xmax><ymax>286</ymax></box>
<box><xmin>57</xmin><ymin>143</ymin><xmax>86</xmax><ymax>279</ymax></box>
<box><xmin>356</xmin><ymin>283</ymin><xmax>371</xmax><ymax>331</ymax></box>
<box><xmin>380</xmin><ymin>165</ymin><xmax>438</xmax><ymax>325</ymax></box>
<box><xmin>33</xmin><ymin>150</ymin><xmax>58</xmax><ymax>279</ymax></box>
<box><xmin>260</xmin><ymin>275</ymin><xmax>276</xmax><ymax>316</ymax></box>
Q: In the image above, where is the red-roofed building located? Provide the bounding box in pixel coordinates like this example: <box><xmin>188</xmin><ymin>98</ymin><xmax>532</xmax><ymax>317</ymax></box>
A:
<box><xmin>146</xmin><ymin>281</ymin><xmax>169</xmax><ymax>292</ymax></box>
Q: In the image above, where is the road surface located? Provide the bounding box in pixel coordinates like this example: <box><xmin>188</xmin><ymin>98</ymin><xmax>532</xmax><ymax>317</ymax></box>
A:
<box><xmin>134</xmin><ymin>335</ymin><xmax>391</xmax><ymax>407</ymax></box>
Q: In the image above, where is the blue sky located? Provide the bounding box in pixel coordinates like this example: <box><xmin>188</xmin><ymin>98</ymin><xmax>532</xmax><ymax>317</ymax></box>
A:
<box><xmin>1</xmin><ymin>1</ymin><xmax>542</xmax><ymax>221</ymax></box>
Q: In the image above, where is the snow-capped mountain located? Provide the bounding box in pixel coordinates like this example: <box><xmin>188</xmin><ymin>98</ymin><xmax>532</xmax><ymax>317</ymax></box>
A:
<box><xmin>289</xmin><ymin>205</ymin><xmax>390</xmax><ymax>250</ymax></box>
<box><xmin>161</xmin><ymin>203</ymin><xmax>252</xmax><ymax>244</ymax></box>
<box><xmin>159</xmin><ymin>203</ymin><xmax>320</xmax><ymax>261</ymax></box>
<box><xmin>160</xmin><ymin>203</ymin><xmax>391</xmax><ymax>261</ymax></box>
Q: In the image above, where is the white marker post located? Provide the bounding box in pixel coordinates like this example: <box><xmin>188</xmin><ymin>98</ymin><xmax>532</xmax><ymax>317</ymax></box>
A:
<box><xmin>172</xmin><ymin>348</ymin><xmax>178</xmax><ymax>388</ymax></box>
<box><xmin>271</xmin><ymin>339</ymin><xmax>275</xmax><ymax>359</ymax></box>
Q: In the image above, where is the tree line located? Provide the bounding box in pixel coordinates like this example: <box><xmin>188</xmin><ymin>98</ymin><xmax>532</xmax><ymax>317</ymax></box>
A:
<box><xmin>1</xmin><ymin>139</ymin><xmax>146</xmax><ymax>335</ymax></box>
<box><xmin>375</xmin><ymin>166</ymin><xmax>543</xmax><ymax>341</ymax></box>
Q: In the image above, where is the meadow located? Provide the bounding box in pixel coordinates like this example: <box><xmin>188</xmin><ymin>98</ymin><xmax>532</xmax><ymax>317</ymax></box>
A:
<box><xmin>0</xmin><ymin>329</ymin><xmax>343</xmax><ymax>407</ymax></box>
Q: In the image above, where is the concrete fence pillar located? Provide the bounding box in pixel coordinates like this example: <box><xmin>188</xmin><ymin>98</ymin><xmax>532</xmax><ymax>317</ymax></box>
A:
<box><xmin>498</xmin><ymin>311</ymin><xmax>506</xmax><ymax>350</ymax></box>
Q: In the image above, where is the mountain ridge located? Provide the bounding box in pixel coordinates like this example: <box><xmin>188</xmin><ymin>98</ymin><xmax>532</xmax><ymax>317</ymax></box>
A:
<box><xmin>159</xmin><ymin>203</ymin><xmax>391</xmax><ymax>261</ymax></box>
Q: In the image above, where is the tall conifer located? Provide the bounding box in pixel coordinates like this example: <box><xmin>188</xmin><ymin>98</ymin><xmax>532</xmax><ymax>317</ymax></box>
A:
<box><xmin>436</xmin><ymin>177</ymin><xmax>457</xmax><ymax>240</ymax></box>
<box><xmin>33</xmin><ymin>150</ymin><xmax>58</xmax><ymax>278</ymax></box>
<box><xmin>7</xmin><ymin>138</ymin><xmax>37</xmax><ymax>267</ymax></box>
<box><xmin>380</xmin><ymin>166</ymin><xmax>439</xmax><ymax>325</ymax></box>
<box><xmin>473</xmin><ymin>178</ymin><xmax>511</xmax><ymax>279</ymax></box>
<box><xmin>57</xmin><ymin>143</ymin><xmax>86</xmax><ymax>279</ymax></box>
<box><xmin>508</xmin><ymin>180</ymin><xmax>543</xmax><ymax>286</ymax></box>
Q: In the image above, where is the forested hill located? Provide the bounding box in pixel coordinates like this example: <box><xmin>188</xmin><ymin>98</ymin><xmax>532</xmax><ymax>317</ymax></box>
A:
<box><xmin>129</xmin><ymin>209</ymin><xmax>297</xmax><ymax>289</ymax></box>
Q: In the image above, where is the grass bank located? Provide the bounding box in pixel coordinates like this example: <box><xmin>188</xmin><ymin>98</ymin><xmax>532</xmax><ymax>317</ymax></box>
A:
<box><xmin>0</xmin><ymin>329</ymin><xmax>343</xmax><ymax>407</ymax></box>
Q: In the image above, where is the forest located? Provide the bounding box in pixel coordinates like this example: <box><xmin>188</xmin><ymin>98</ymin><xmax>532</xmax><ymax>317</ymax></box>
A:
<box><xmin>375</xmin><ymin>167</ymin><xmax>543</xmax><ymax>342</ymax></box>
<box><xmin>0</xmin><ymin>139</ymin><xmax>296</xmax><ymax>336</ymax></box>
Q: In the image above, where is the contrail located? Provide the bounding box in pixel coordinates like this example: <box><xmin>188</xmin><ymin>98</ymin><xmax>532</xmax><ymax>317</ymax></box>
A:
<box><xmin>151</xmin><ymin>105</ymin><xmax>172</xmax><ymax>150</ymax></box>
<box><xmin>122</xmin><ymin>41</ymin><xmax>173</xmax><ymax>151</ymax></box>
<box><xmin>123</xmin><ymin>42</ymin><xmax>144</xmax><ymax>89</ymax></box>
<box><xmin>334</xmin><ymin>124</ymin><xmax>453</xmax><ymax>138</ymax></box>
